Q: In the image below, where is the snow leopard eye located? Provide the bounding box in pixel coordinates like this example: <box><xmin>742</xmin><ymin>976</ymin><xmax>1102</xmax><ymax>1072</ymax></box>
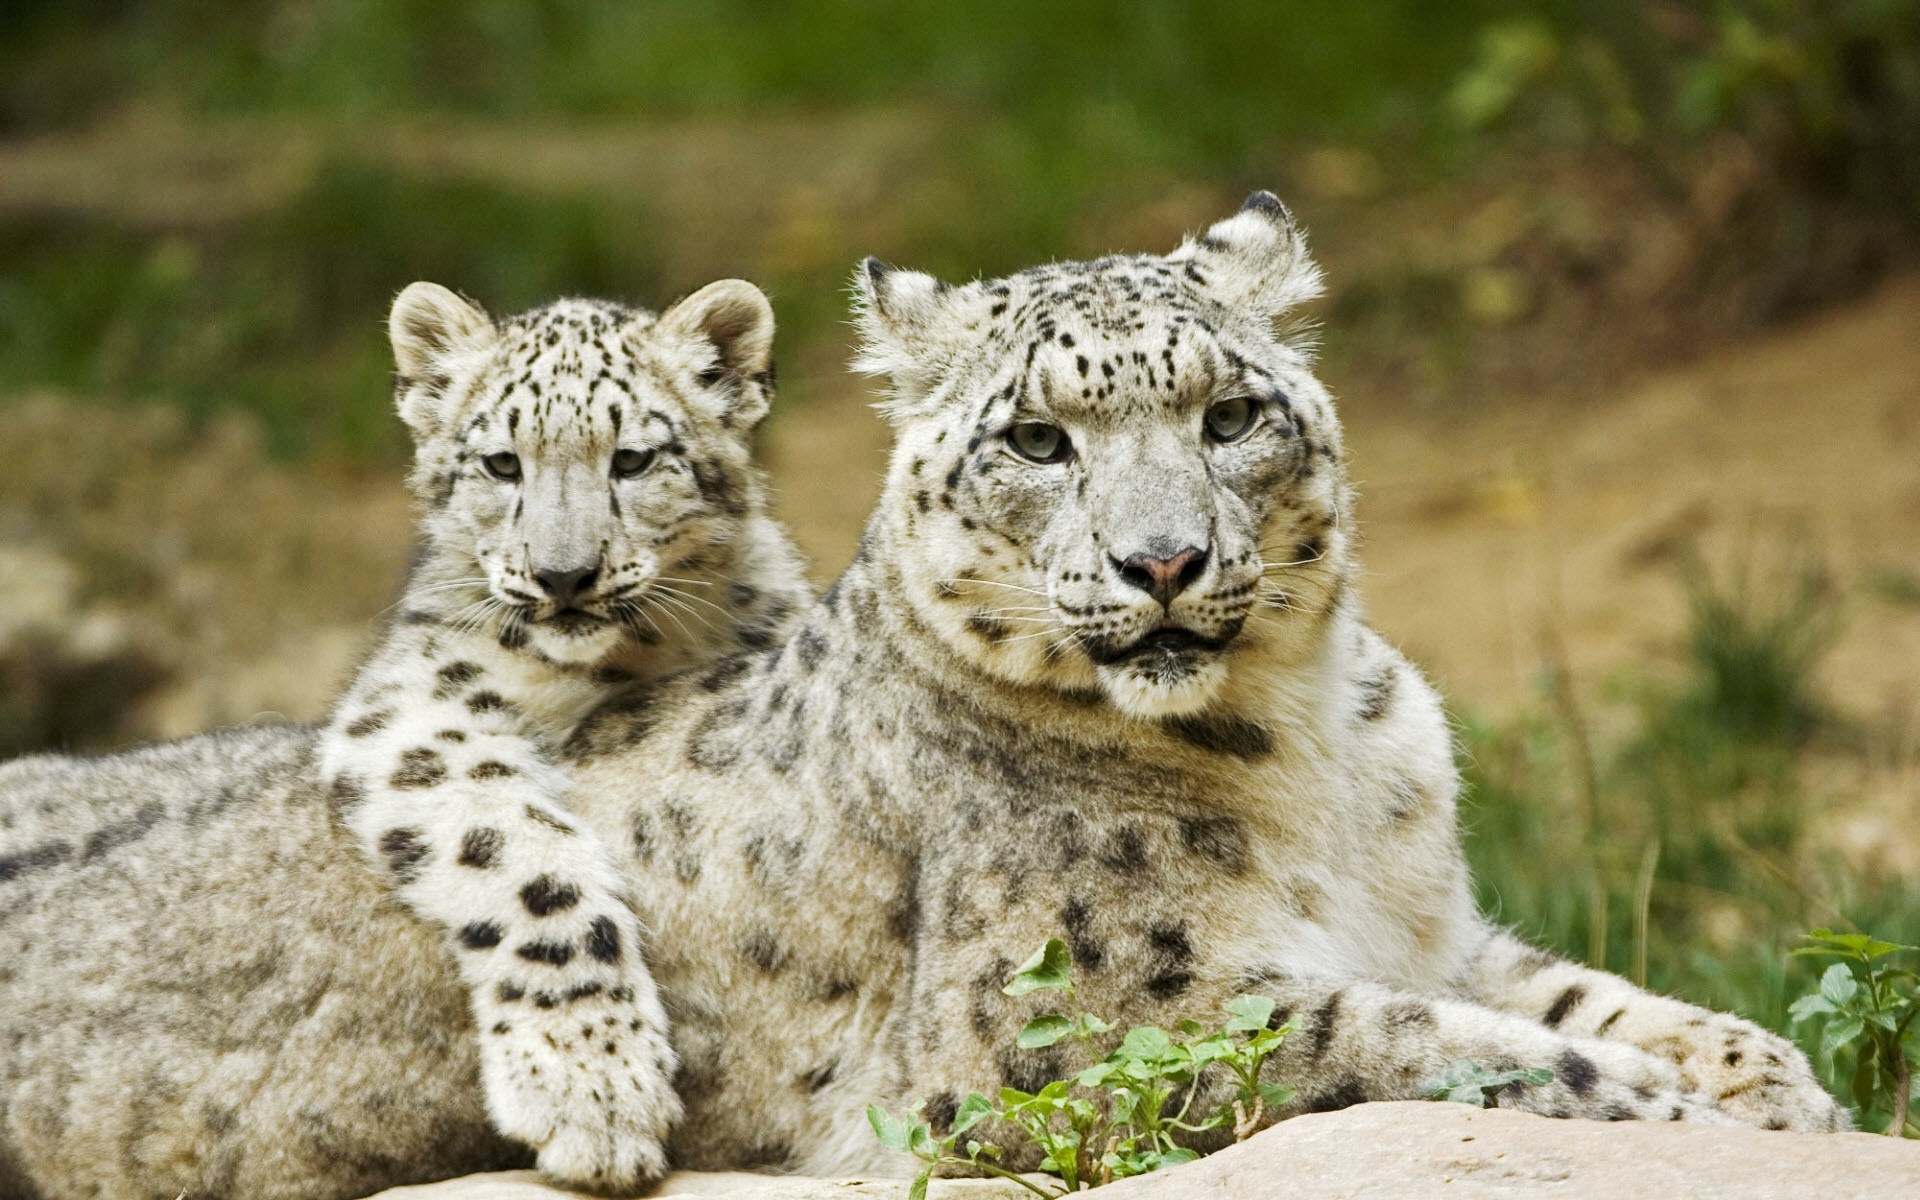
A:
<box><xmin>611</xmin><ymin>448</ymin><xmax>656</xmax><ymax>479</ymax></box>
<box><xmin>482</xmin><ymin>451</ymin><xmax>522</xmax><ymax>481</ymax></box>
<box><xmin>1203</xmin><ymin>396</ymin><xmax>1257</xmax><ymax>443</ymax></box>
<box><xmin>1007</xmin><ymin>422</ymin><xmax>1072</xmax><ymax>464</ymax></box>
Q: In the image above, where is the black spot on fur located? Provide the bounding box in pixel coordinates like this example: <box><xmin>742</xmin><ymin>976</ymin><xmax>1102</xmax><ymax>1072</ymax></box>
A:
<box><xmin>432</xmin><ymin>660</ymin><xmax>482</xmax><ymax>699</ymax></box>
<box><xmin>458</xmin><ymin>826</ymin><xmax>504</xmax><ymax>868</ymax></box>
<box><xmin>327</xmin><ymin>773</ymin><xmax>366</xmax><ymax>811</ymax></box>
<box><xmin>1099</xmin><ymin>824</ymin><xmax>1149</xmax><ymax>872</ymax></box>
<box><xmin>390</xmin><ymin>747</ymin><xmax>448</xmax><ymax>789</ymax></box>
<box><xmin>925</xmin><ymin>1091</ymin><xmax>958</xmax><ymax>1134</ymax></box>
<box><xmin>1595</xmin><ymin>1008</ymin><xmax>1627</xmax><ymax>1035</ymax></box>
<box><xmin>1145</xmin><ymin>971</ymin><xmax>1193</xmax><ymax>1000</ymax></box>
<box><xmin>1383</xmin><ymin>999</ymin><xmax>1437</xmax><ymax>1031</ymax></box>
<box><xmin>1061</xmin><ymin>898</ymin><xmax>1106</xmax><ymax>971</ymax></box>
<box><xmin>465</xmin><ymin>690</ymin><xmax>510</xmax><ymax>714</ymax></box>
<box><xmin>1304</xmin><ymin>992</ymin><xmax>1343</xmax><ymax>1063</ymax></box>
<box><xmin>1354</xmin><ymin>669</ymin><xmax>1396</xmax><ymax>721</ymax></box>
<box><xmin>344</xmin><ymin>710</ymin><xmax>391</xmax><ymax>737</ymax></box>
<box><xmin>1162</xmin><ymin>713</ymin><xmax>1272</xmax><ymax>759</ymax></box>
<box><xmin>1544</xmin><ymin>985</ymin><xmax>1586</xmax><ymax>1028</ymax></box>
<box><xmin>81</xmin><ymin>801</ymin><xmax>164</xmax><ymax>861</ymax></box>
<box><xmin>806</xmin><ymin>1063</ymin><xmax>840</xmax><ymax>1093</ymax></box>
<box><xmin>1177</xmin><ymin>816</ymin><xmax>1249</xmax><ymax>874</ymax></box>
<box><xmin>524</xmin><ymin>805</ymin><xmax>575</xmax><ymax>835</ymax></box>
<box><xmin>520</xmin><ymin>874</ymin><xmax>581</xmax><ymax>917</ymax></box>
<box><xmin>743</xmin><ymin>930</ymin><xmax>787</xmax><ymax>973</ymax></box>
<box><xmin>1558</xmin><ymin>1049</ymin><xmax>1598</xmax><ymax>1097</ymax></box>
<box><xmin>459</xmin><ymin>921</ymin><xmax>503</xmax><ymax>950</ymax></box>
<box><xmin>0</xmin><ymin>840</ymin><xmax>71</xmax><ymax>882</ymax></box>
<box><xmin>468</xmin><ymin>761</ymin><xmax>516</xmax><ymax>780</ymax></box>
<box><xmin>379</xmin><ymin>827</ymin><xmax>429</xmax><ymax>882</ymax></box>
<box><xmin>498</xmin><ymin>982</ymin><xmax>525</xmax><ymax>1002</ymax></box>
<box><xmin>587</xmin><ymin>915</ymin><xmax>622</xmax><ymax>964</ymax></box>
<box><xmin>516</xmin><ymin>941</ymin><xmax>575</xmax><ymax>967</ymax></box>
<box><xmin>999</xmin><ymin>1050</ymin><xmax>1064</xmax><ymax>1096</ymax></box>
<box><xmin>1305</xmin><ymin>1079</ymin><xmax>1368</xmax><ymax>1113</ymax></box>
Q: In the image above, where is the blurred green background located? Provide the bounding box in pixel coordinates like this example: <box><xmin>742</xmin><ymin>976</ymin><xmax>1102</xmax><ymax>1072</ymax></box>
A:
<box><xmin>2</xmin><ymin>0</ymin><xmax>1918</xmax><ymax>1131</ymax></box>
<box><xmin>4</xmin><ymin>0</ymin><xmax>1915</xmax><ymax>454</ymax></box>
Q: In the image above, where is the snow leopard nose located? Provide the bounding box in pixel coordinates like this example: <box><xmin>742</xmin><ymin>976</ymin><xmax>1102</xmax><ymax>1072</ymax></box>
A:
<box><xmin>533</xmin><ymin>563</ymin><xmax>600</xmax><ymax>608</ymax></box>
<box><xmin>1113</xmin><ymin>545</ymin><xmax>1208</xmax><ymax>608</ymax></box>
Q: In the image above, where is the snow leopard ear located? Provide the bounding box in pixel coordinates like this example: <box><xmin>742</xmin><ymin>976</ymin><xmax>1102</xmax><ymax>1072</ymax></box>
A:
<box><xmin>1169</xmin><ymin>191</ymin><xmax>1324</xmax><ymax>320</ymax></box>
<box><xmin>657</xmin><ymin>278</ymin><xmax>776</xmax><ymax>430</ymax></box>
<box><xmin>389</xmin><ymin>282</ymin><xmax>497</xmax><ymax>437</ymax></box>
<box><xmin>851</xmin><ymin>257</ymin><xmax>975</xmax><ymax>417</ymax></box>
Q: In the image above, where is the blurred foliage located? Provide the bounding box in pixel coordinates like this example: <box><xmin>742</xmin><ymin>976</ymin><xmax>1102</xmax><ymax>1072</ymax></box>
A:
<box><xmin>0</xmin><ymin>1</ymin><xmax>1915</xmax><ymax>456</ymax></box>
<box><xmin>1464</xmin><ymin>554</ymin><xmax>1920</xmax><ymax>1124</ymax></box>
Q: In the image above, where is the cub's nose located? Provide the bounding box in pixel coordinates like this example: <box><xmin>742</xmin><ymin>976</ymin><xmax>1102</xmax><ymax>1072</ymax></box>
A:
<box><xmin>533</xmin><ymin>563</ymin><xmax>600</xmax><ymax>608</ymax></box>
<box><xmin>1112</xmin><ymin>545</ymin><xmax>1208</xmax><ymax>608</ymax></box>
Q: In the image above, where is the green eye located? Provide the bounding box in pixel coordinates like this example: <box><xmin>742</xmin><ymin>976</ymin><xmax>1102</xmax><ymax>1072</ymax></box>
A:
<box><xmin>611</xmin><ymin>448</ymin><xmax>656</xmax><ymax>479</ymax></box>
<box><xmin>482</xmin><ymin>451</ymin><xmax>521</xmax><ymax>481</ymax></box>
<box><xmin>1204</xmin><ymin>396</ymin><xmax>1257</xmax><ymax>442</ymax></box>
<box><xmin>1008</xmin><ymin>422</ymin><xmax>1072</xmax><ymax>464</ymax></box>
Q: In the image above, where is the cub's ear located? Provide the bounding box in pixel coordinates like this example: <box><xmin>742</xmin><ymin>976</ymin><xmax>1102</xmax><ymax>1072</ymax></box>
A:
<box><xmin>658</xmin><ymin>278</ymin><xmax>776</xmax><ymax>429</ymax></box>
<box><xmin>1169</xmin><ymin>191</ymin><xmax>1324</xmax><ymax>320</ymax></box>
<box><xmin>851</xmin><ymin>257</ymin><xmax>974</xmax><ymax>417</ymax></box>
<box><xmin>389</xmin><ymin>282</ymin><xmax>496</xmax><ymax>436</ymax></box>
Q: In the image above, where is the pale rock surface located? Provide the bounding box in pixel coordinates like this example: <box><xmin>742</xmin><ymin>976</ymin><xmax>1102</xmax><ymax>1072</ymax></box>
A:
<box><xmin>370</xmin><ymin>1102</ymin><xmax>1920</xmax><ymax>1200</ymax></box>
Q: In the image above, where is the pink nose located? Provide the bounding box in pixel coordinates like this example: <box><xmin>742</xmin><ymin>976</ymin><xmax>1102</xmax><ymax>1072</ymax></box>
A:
<box><xmin>1115</xmin><ymin>546</ymin><xmax>1208</xmax><ymax>607</ymax></box>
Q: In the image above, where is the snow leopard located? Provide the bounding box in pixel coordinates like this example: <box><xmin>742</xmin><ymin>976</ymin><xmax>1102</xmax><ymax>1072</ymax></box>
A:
<box><xmin>0</xmin><ymin>279</ymin><xmax>810</xmax><ymax>1199</ymax></box>
<box><xmin>0</xmin><ymin>197</ymin><xmax>1845</xmax><ymax>1200</ymax></box>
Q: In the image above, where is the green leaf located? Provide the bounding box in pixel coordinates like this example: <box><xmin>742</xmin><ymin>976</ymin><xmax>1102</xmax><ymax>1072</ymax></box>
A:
<box><xmin>1017</xmin><ymin>1013</ymin><xmax>1075</xmax><ymax>1049</ymax></box>
<box><xmin>1153</xmin><ymin>1148</ymin><xmax>1201</xmax><ymax>1170</ymax></box>
<box><xmin>953</xmin><ymin>1093</ymin><xmax>994</xmax><ymax>1136</ymax></box>
<box><xmin>867</xmin><ymin>1105</ymin><xmax>912</xmax><ymax>1153</ymax></box>
<box><xmin>1819</xmin><ymin>963</ymin><xmax>1860</xmax><ymax>1008</ymax></box>
<box><xmin>1257</xmin><ymin>1082</ymin><xmax>1296</xmax><ymax>1109</ymax></box>
<box><xmin>908</xmin><ymin>1165</ymin><xmax>931</xmax><ymax>1200</ymax></box>
<box><xmin>1789</xmin><ymin>993</ymin><xmax>1838</xmax><ymax>1023</ymax></box>
<box><xmin>1004</xmin><ymin>939</ymin><xmax>1073</xmax><ymax>996</ymax></box>
<box><xmin>1821</xmin><ymin>1015</ymin><xmax>1864</xmax><ymax>1058</ymax></box>
<box><xmin>1078</xmin><ymin>1013</ymin><xmax>1114</xmax><ymax>1036</ymax></box>
<box><xmin>1851</xmin><ymin>1045</ymin><xmax>1880</xmax><ymax>1112</ymax></box>
<box><xmin>999</xmin><ymin>1086</ymin><xmax>1035</xmax><ymax>1110</ymax></box>
<box><xmin>1224</xmin><ymin>994</ymin><xmax>1277</xmax><ymax>1033</ymax></box>
<box><xmin>907</xmin><ymin>1122</ymin><xmax>938</xmax><ymax>1159</ymax></box>
<box><xmin>1117</xmin><ymin>1025</ymin><xmax>1175</xmax><ymax>1061</ymax></box>
<box><xmin>1076</xmin><ymin>1062</ymin><xmax>1118</xmax><ymax>1088</ymax></box>
<box><xmin>1177</xmin><ymin>1018</ymin><xmax>1206</xmax><ymax>1037</ymax></box>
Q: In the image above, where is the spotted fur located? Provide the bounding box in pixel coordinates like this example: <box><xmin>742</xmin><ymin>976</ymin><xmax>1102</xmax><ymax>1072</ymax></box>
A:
<box><xmin>0</xmin><ymin>200</ymin><xmax>1845</xmax><ymax>1200</ymax></box>
<box><xmin>315</xmin><ymin>279</ymin><xmax>810</xmax><ymax>1192</ymax></box>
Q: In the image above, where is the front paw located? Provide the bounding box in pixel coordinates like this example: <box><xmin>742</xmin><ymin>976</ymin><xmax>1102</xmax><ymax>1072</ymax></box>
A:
<box><xmin>478</xmin><ymin>983</ymin><xmax>681</xmax><ymax>1194</ymax></box>
<box><xmin>1667</xmin><ymin>1015</ymin><xmax>1850</xmax><ymax>1133</ymax></box>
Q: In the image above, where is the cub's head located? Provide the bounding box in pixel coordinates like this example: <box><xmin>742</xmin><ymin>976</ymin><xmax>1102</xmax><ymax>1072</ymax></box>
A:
<box><xmin>855</xmin><ymin>193</ymin><xmax>1352</xmax><ymax>717</ymax></box>
<box><xmin>390</xmin><ymin>280</ymin><xmax>775</xmax><ymax>664</ymax></box>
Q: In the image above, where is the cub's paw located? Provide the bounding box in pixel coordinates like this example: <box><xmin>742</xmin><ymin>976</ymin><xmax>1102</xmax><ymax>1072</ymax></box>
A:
<box><xmin>479</xmin><ymin>983</ymin><xmax>680</xmax><ymax>1194</ymax></box>
<box><xmin>1659</xmin><ymin>1013</ymin><xmax>1849</xmax><ymax>1133</ymax></box>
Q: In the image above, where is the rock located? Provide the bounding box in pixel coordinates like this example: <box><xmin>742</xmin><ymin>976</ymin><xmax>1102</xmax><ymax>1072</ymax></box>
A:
<box><xmin>368</xmin><ymin>1169</ymin><xmax>1035</xmax><ymax>1199</ymax></box>
<box><xmin>367</xmin><ymin>1102</ymin><xmax>1918</xmax><ymax>1200</ymax></box>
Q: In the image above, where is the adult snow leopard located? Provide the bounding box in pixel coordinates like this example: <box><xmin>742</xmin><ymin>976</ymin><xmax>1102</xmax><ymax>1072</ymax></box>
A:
<box><xmin>0</xmin><ymin>280</ymin><xmax>809</xmax><ymax>1199</ymax></box>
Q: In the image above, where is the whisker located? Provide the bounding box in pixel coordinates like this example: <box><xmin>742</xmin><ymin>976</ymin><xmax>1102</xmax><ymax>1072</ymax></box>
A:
<box><xmin>938</xmin><ymin>577</ymin><xmax>1048</xmax><ymax>598</ymax></box>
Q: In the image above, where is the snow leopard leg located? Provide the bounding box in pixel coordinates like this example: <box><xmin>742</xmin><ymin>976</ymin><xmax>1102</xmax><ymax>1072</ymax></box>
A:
<box><xmin>1456</xmin><ymin>925</ymin><xmax>1848</xmax><ymax>1132</ymax></box>
<box><xmin>321</xmin><ymin>642</ymin><xmax>679</xmax><ymax>1193</ymax></box>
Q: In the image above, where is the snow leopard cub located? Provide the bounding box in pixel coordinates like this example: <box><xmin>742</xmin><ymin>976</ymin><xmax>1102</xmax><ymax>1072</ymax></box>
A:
<box><xmin>317</xmin><ymin>279</ymin><xmax>808</xmax><ymax>1191</ymax></box>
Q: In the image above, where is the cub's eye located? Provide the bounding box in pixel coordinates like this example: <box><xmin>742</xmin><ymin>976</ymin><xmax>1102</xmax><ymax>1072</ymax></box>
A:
<box><xmin>482</xmin><ymin>451</ymin><xmax>522</xmax><ymax>481</ymax></box>
<box><xmin>611</xmin><ymin>448</ymin><xmax>656</xmax><ymax>479</ymax></box>
<box><xmin>1007</xmin><ymin>422</ymin><xmax>1072</xmax><ymax>464</ymax></box>
<box><xmin>1204</xmin><ymin>396</ymin><xmax>1258</xmax><ymax>443</ymax></box>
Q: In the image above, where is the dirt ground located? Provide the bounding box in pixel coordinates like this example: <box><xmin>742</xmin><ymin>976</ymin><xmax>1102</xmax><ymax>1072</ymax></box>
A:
<box><xmin>3</xmin><ymin>267</ymin><xmax>1916</xmax><ymax>768</ymax></box>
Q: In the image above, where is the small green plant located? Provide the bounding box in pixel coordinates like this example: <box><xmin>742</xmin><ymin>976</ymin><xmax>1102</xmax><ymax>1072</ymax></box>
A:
<box><xmin>1423</xmin><ymin>1060</ymin><xmax>1555</xmax><ymax>1108</ymax></box>
<box><xmin>1789</xmin><ymin>929</ymin><xmax>1918</xmax><ymax>1137</ymax></box>
<box><xmin>866</xmin><ymin>938</ymin><xmax>1295</xmax><ymax>1198</ymax></box>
